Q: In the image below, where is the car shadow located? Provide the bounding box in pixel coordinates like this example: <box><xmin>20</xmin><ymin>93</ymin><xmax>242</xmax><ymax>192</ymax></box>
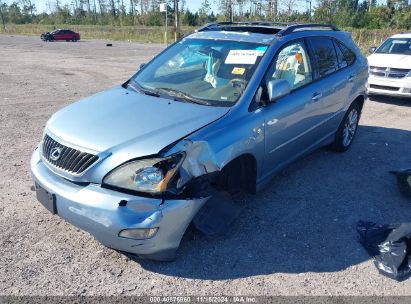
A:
<box><xmin>368</xmin><ymin>94</ymin><xmax>411</xmax><ymax>107</ymax></box>
<box><xmin>124</xmin><ymin>125</ymin><xmax>411</xmax><ymax>280</ymax></box>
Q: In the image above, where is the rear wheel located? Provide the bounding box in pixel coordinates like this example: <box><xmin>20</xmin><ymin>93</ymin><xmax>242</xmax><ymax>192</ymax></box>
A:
<box><xmin>331</xmin><ymin>102</ymin><xmax>360</xmax><ymax>152</ymax></box>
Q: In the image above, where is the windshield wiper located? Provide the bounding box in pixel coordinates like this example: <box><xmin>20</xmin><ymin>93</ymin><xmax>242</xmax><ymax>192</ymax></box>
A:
<box><xmin>127</xmin><ymin>80</ymin><xmax>160</xmax><ymax>97</ymax></box>
<box><xmin>156</xmin><ymin>87</ymin><xmax>211</xmax><ymax>105</ymax></box>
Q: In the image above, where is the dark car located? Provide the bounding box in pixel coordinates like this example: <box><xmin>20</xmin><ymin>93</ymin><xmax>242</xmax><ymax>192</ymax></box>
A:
<box><xmin>41</xmin><ymin>29</ymin><xmax>80</xmax><ymax>42</ymax></box>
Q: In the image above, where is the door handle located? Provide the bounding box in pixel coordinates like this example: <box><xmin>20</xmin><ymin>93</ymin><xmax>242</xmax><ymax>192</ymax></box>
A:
<box><xmin>311</xmin><ymin>92</ymin><xmax>323</xmax><ymax>102</ymax></box>
<box><xmin>348</xmin><ymin>75</ymin><xmax>354</xmax><ymax>82</ymax></box>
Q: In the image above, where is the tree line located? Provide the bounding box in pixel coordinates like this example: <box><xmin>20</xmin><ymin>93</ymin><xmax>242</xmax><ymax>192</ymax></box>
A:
<box><xmin>0</xmin><ymin>0</ymin><xmax>410</xmax><ymax>30</ymax></box>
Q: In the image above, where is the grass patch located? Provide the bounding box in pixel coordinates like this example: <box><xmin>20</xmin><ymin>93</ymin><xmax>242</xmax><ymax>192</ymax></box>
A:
<box><xmin>0</xmin><ymin>23</ymin><xmax>194</xmax><ymax>43</ymax></box>
<box><xmin>0</xmin><ymin>23</ymin><xmax>405</xmax><ymax>53</ymax></box>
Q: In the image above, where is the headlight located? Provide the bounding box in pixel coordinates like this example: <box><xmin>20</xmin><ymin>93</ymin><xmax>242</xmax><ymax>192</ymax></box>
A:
<box><xmin>103</xmin><ymin>153</ymin><xmax>184</xmax><ymax>194</ymax></box>
<box><xmin>406</xmin><ymin>71</ymin><xmax>411</xmax><ymax>77</ymax></box>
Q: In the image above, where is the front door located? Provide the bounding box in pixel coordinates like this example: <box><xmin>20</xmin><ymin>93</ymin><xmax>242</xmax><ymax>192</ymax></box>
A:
<box><xmin>261</xmin><ymin>39</ymin><xmax>325</xmax><ymax>180</ymax></box>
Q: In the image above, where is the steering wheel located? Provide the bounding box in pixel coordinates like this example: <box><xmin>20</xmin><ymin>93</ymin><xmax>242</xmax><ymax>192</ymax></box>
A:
<box><xmin>230</xmin><ymin>78</ymin><xmax>247</xmax><ymax>88</ymax></box>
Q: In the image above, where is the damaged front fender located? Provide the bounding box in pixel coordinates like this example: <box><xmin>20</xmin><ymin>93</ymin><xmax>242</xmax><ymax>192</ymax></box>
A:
<box><xmin>163</xmin><ymin>138</ymin><xmax>236</xmax><ymax>200</ymax></box>
<box><xmin>172</xmin><ymin>140</ymin><xmax>221</xmax><ymax>189</ymax></box>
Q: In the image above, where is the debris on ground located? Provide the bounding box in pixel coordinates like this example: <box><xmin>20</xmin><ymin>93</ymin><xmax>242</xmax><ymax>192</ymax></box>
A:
<box><xmin>357</xmin><ymin>221</ymin><xmax>411</xmax><ymax>281</ymax></box>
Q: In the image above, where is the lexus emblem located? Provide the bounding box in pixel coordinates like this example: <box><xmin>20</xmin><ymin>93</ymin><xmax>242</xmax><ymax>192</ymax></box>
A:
<box><xmin>49</xmin><ymin>147</ymin><xmax>62</xmax><ymax>161</ymax></box>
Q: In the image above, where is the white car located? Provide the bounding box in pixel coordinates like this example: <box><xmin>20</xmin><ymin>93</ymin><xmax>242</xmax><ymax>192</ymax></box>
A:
<box><xmin>368</xmin><ymin>33</ymin><xmax>411</xmax><ymax>97</ymax></box>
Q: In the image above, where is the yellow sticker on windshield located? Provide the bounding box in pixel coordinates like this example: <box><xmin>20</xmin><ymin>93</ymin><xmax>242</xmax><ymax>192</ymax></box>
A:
<box><xmin>232</xmin><ymin>67</ymin><xmax>246</xmax><ymax>75</ymax></box>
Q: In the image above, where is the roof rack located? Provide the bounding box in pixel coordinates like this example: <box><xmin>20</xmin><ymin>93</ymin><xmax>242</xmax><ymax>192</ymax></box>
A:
<box><xmin>277</xmin><ymin>23</ymin><xmax>339</xmax><ymax>36</ymax></box>
<box><xmin>195</xmin><ymin>22</ymin><xmax>339</xmax><ymax>36</ymax></box>
<box><xmin>196</xmin><ymin>21</ymin><xmax>292</xmax><ymax>33</ymax></box>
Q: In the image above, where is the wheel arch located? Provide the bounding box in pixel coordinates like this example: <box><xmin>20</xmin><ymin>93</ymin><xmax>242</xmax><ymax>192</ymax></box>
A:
<box><xmin>352</xmin><ymin>94</ymin><xmax>365</xmax><ymax>112</ymax></box>
<box><xmin>214</xmin><ymin>153</ymin><xmax>258</xmax><ymax>194</ymax></box>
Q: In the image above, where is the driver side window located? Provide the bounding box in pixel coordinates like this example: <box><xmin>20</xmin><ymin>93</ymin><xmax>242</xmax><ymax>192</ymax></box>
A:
<box><xmin>155</xmin><ymin>47</ymin><xmax>209</xmax><ymax>77</ymax></box>
<box><xmin>266</xmin><ymin>40</ymin><xmax>313</xmax><ymax>90</ymax></box>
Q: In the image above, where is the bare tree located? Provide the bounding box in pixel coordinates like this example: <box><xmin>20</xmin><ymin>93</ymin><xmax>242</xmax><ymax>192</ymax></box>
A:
<box><xmin>129</xmin><ymin>0</ymin><xmax>135</xmax><ymax>24</ymax></box>
<box><xmin>266</xmin><ymin>0</ymin><xmax>279</xmax><ymax>19</ymax></box>
<box><xmin>86</xmin><ymin>0</ymin><xmax>92</xmax><ymax>15</ymax></box>
<box><xmin>280</xmin><ymin>0</ymin><xmax>299</xmax><ymax>20</ymax></box>
<box><xmin>174</xmin><ymin>0</ymin><xmax>180</xmax><ymax>37</ymax></box>
<box><xmin>109</xmin><ymin>0</ymin><xmax>116</xmax><ymax>16</ymax></box>
<box><xmin>0</xmin><ymin>0</ymin><xmax>6</xmax><ymax>32</ymax></box>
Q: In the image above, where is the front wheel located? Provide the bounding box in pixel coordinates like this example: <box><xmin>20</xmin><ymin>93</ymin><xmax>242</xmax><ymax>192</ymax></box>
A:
<box><xmin>331</xmin><ymin>102</ymin><xmax>360</xmax><ymax>152</ymax></box>
<box><xmin>72</xmin><ymin>37</ymin><xmax>77</xmax><ymax>42</ymax></box>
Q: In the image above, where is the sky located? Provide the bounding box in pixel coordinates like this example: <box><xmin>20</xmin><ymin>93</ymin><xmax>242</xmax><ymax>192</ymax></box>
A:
<box><xmin>3</xmin><ymin>0</ymin><xmax>387</xmax><ymax>15</ymax></box>
<box><xmin>11</xmin><ymin>0</ymin><xmax>220</xmax><ymax>14</ymax></box>
<box><xmin>4</xmin><ymin>0</ymin><xmax>323</xmax><ymax>15</ymax></box>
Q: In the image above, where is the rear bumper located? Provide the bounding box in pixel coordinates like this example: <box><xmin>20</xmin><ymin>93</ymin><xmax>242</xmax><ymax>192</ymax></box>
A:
<box><xmin>368</xmin><ymin>75</ymin><xmax>411</xmax><ymax>97</ymax></box>
<box><xmin>30</xmin><ymin>147</ymin><xmax>209</xmax><ymax>260</ymax></box>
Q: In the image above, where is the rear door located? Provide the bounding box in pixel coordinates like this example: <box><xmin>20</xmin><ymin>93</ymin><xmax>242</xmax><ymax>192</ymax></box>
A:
<box><xmin>333</xmin><ymin>39</ymin><xmax>357</xmax><ymax>105</ymax></box>
<box><xmin>305</xmin><ymin>37</ymin><xmax>349</xmax><ymax>135</ymax></box>
<box><xmin>66</xmin><ymin>30</ymin><xmax>75</xmax><ymax>40</ymax></box>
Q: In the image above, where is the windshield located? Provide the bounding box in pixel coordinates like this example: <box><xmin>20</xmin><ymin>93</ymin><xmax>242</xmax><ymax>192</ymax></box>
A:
<box><xmin>131</xmin><ymin>38</ymin><xmax>268</xmax><ymax>106</ymax></box>
<box><xmin>376</xmin><ymin>38</ymin><xmax>411</xmax><ymax>55</ymax></box>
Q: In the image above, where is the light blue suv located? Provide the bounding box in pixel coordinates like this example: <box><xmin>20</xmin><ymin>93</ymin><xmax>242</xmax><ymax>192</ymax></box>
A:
<box><xmin>31</xmin><ymin>22</ymin><xmax>368</xmax><ymax>261</ymax></box>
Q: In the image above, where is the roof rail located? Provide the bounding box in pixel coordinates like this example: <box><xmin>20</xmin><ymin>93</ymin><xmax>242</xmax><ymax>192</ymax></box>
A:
<box><xmin>196</xmin><ymin>21</ymin><xmax>294</xmax><ymax>32</ymax></box>
<box><xmin>193</xmin><ymin>22</ymin><xmax>339</xmax><ymax>37</ymax></box>
<box><xmin>277</xmin><ymin>23</ymin><xmax>339</xmax><ymax>36</ymax></box>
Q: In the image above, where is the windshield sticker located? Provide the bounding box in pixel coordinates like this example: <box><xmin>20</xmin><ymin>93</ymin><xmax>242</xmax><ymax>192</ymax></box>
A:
<box><xmin>225</xmin><ymin>50</ymin><xmax>262</xmax><ymax>64</ymax></box>
<box><xmin>256</xmin><ymin>46</ymin><xmax>268</xmax><ymax>52</ymax></box>
<box><xmin>232</xmin><ymin>67</ymin><xmax>246</xmax><ymax>75</ymax></box>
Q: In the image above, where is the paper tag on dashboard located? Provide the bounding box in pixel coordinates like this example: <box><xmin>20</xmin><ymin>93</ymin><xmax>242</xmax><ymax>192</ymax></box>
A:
<box><xmin>232</xmin><ymin>67</ymin><xmax>246</xmax><ymax>75</ymax></box>
<box><xmin>225</xmin><ymin>50</ymin><xmax>261</xmax><ymax>64</ymax></box>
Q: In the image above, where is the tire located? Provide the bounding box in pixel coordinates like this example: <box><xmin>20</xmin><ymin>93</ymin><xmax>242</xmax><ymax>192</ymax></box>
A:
<box><xmin>331</xmin><ymin>101</ymin><xmax>361</xmax><ymax>152</ymax></box>
<box><xmin>72</xmin><ymin>37</ymin><xmax>77</xmax><ymax>42</ymax></box>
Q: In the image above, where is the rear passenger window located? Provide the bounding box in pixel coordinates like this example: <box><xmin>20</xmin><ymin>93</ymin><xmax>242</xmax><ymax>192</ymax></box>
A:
<box><xmin>334</xmin><ymin>41</ymin><xmax>348</xmax><ymax>69</ymax></box>
<box><xmin>309</xmin><ymin>38</ymin><xmax>339</xmax><ymax>78</ymax></box>
<box><xmin>337</xmin><ymin>41</ymin><xmax>356</xmax><ymax>66</ymax></box>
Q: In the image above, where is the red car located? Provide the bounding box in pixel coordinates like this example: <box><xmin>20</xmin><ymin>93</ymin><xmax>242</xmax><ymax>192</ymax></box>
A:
<box><xmin>41</xmin><ymin>29</ymin><xmax>80</xmax><ymax>42</ymax></box>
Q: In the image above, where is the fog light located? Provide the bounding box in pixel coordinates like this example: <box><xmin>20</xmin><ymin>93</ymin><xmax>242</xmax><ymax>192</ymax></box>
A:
<box><xmin>119</xmin><ymin>228</ymin><xmax>158</xmax><ymax>240</ymax></box>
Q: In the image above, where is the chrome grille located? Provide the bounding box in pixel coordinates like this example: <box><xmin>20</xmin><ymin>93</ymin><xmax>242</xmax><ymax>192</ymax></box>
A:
<box><xmin>369</xmin><ymin>66</ymin><xmax>410</xmax><ymax>79</ymax></box>
<box><xmin>42</xmin><ymin>134</ymin><xmax>98</xmax><ymax>175</ymax></box>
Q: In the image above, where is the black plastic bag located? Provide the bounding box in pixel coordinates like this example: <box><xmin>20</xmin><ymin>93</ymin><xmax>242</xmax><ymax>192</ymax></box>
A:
<box><xmin>357</xmin><ymin>221</ymin><xmax>411</xmax><ymax>281</ymax></box>
<box><xmin>390</xmin><ymin>168</ymin><xmax>411</xmax><ymax>198</ymax></box>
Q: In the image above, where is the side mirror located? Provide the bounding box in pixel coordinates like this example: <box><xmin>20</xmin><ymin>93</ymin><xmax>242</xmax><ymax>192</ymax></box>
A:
<box><xmin>368</xmin><ymin>46</ymin><xmax>377</xmax><ymax>54</ymax></box>
<box><xmin>267</xmin><ymin>79</ymin><xmax>291</xmax><ymax>103</ymax></box>
<box><xmin>139</xmin><ymin>63</ymin><xmax>146</xmax><ymax>70</ymax></box>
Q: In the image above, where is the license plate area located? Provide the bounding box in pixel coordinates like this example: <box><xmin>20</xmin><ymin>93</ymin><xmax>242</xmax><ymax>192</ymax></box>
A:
<box><xmin>35</xmin><ymin>183</ymin><xmax>57</xmax><ymax>214</ymax></box>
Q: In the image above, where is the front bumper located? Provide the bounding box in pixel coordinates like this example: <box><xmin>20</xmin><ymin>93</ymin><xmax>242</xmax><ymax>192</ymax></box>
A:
<box><xmin>30</xmin><ymin>148</ymin><xmax>209</xmax><ymax>260</ymax></box>
<box><xmin>367</xmin><ymin>75</ymin><xmax>411</xmax><ymax>97</ymax></box>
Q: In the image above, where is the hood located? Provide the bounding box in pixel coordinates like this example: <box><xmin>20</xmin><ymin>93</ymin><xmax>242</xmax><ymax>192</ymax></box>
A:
<box><xmin>46</xmin><ymin>87</ymin><xmax>229</xmax><ymax>156</ymax></box>
<box><xmin>368</xmin><ymin>53</ymin><xmax>411</xmax><ymax>69</ymax></box>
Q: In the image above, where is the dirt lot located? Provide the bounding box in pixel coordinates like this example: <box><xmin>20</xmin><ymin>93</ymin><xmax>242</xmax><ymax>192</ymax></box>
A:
<box><xmin>1</xmin><ymin>35</ymin><xmax>411</xmax><ymax>296</ymax></box>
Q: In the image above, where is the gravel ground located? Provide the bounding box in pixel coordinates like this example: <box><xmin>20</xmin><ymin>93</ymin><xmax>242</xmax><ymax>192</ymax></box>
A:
<box><xmin>1</xmin><ymin>34</ymin><xmax>411</xmax><ymax>296</ymax></box>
